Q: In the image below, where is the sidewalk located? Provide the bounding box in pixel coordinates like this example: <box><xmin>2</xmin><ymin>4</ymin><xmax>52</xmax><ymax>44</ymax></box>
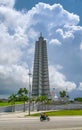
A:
<box><xmin>0</xmin><ymin>110</ymin><xmax>54</xmax><ymax>118</ymax></box>
<box><xmin>0</xmin><ymin>110</ymin><xmax>41</xmax><ymax>118</ymax></box>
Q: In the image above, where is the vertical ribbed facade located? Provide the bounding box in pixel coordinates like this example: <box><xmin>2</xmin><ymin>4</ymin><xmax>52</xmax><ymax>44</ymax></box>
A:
<box><xmin>32</xmin><ymin>35</ymin><xmax>50</xmax><ymax>97</ymax></box>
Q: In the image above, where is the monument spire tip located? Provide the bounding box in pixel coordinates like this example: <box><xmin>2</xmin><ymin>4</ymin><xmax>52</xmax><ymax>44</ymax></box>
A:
<box><xmin>40</xmin><ymin>32</ymin><xmax>42</xmax><ymax>37</ymax></box>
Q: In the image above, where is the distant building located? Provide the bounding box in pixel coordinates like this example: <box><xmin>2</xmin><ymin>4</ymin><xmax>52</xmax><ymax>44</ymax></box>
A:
<box><xmin>32</xmin><ymin>34</ymin><xmax>50</xmax><ymax>97</ymax></box>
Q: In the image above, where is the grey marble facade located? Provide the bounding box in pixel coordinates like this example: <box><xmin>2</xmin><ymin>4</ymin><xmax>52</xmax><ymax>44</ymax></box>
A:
<box><xmin>32</xmin><ymin>34</ymin><xmax>50</xmax><ymax>97</ymax></box>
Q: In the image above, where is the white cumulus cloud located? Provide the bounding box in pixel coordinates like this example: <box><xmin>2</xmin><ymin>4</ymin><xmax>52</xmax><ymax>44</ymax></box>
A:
<box><xmin>50</xmin><ymin>39</ymin><xmax>61</xmax><ymax>45</ymax></box>
<box><xmin>0</xmin><ymin>0</ymin><xmax>15</xmax><ymax>8</ymax></box>
<box><xmin>0</xmin><ymin>65</ymin><xmax>31</xmax><ymax>96</ymax></box>
<box><xmin>49</xmin><ymin>65</ymin><xmax>76</xmax><ymax>92</ymax></box>
<box><xmin>78</xmin><ymin>82</ymin><xmax>82</xmax><ymax>90</ymax></box>
<box><xmin>0</xmin><ymin>1</ymin><xmax>82</xmax><ymax>98</ymax></box>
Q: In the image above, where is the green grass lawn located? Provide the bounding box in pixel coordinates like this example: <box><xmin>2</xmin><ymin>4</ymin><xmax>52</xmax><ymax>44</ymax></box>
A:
<box><xmin>0</xmin><ymin>102</ymin><xmax>23</xmax><ymax>107</ymax></box>
<box><xmin>31</xmin><ymin>110</ymin><xmax>82</xmax><ymax>116</ymax></box>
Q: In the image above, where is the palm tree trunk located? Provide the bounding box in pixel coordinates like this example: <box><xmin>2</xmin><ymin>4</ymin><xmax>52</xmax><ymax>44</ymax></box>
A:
<box><xmin>14</xmin><ymin>103</ymin><xmax>15</xmax><ymax>112</ymax></box>
<box><xmin>32</xmin><ymin>102</ymin><xmax>34</xmax><ymax>111</ymax></box>
<box><xmin>24</xmin><ymin>102</ymin><xmax>25</xmax><ymax>112</ymax></box>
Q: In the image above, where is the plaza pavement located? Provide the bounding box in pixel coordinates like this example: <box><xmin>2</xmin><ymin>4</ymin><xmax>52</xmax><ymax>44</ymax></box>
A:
<box><xmin>0</xmin><ymin>110</ymin><xmax>56</xmax><ymax>118</ymax></box>
<box><xmin>0</xmin><ymin>111</ymin><xmax>39</xmax><ymax>118</ymax></box>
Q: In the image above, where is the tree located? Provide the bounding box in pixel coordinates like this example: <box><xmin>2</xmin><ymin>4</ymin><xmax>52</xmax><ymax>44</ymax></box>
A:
<box><xmin>59</xmin><ymin>90</ymin><xmax>69</xmax><ymax>102</ymax></box>
<box><xmin>74</xmin><ymin>97</ymin><xmax>82</xmax><ymax>102</ymax></box>
<box><xmin>30</xmin><ymin>96</ymin><xmax>35</xmax><ymax>111</ymax></box>
<box><xmin>36</xmin><ymin>95</ymin><xmax>48</xmax><ymax>110</ymax></box>
<box><xmin>8</xmin><ymin>94</ymin><xmax>17</xmax><ymax>112</ymax></box>
<box><xmin>59</xmin><ymin>90</ymin><xmax>66</xmax><ymax>98</ymax></box>
<box><xmin>17</xmin><ymin>88</ymin><xmax>28</xmax><ymax>112</ymax></box>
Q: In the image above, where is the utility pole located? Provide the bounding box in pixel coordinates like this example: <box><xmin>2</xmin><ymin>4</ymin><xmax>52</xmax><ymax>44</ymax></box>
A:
<box><xmin>28</xmin><ymin>69</ymin><xmax>32</xmax><ymax>116</ymax></box>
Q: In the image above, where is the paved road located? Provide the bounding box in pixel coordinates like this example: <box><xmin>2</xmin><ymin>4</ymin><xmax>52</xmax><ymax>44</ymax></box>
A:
<box><xmin>0</xmin><ymin>116</ymin><xmax>82</xmax><ymax>130</ymax></box>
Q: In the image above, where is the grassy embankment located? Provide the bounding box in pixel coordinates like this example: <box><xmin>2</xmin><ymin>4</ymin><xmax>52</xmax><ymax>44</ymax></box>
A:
<box><xmin>1</xmin><ymin>102</ymin><xmax>82</xmax><ymax>116</ymax></box>
<box><xmin>0</xmin><ymin>102</ymin><xmax>23</xmax><ymax>107</ymax></box>
<box><xmin>31</xmin><ymin>110</ymin><xmax>82</xmax><ymax>116</ymax></box>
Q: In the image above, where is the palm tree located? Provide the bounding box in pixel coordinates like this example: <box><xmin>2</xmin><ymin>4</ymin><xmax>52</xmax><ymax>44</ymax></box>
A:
<box><xmin>17</xmin><ymin>88</ymin><xmax>28</xmax><ymax>112</ymax></box>
<box><xmin>22</xmin><ymin>95</ymin><xmax>28</xmax><ymax>112</ymax></box>
<box><xmin>8</xmin><ymin>94</ymin><xmax>17</xmax><ymax>112</ymax></box>
<box><xmin>59</xmin><ymin>90</ymin><xmax>69</xmax><ymax>102</ymax></box>
<box><xmin>36</xmin><ymin>95</ymin><xmax>48</xmax><ymax>110</ymax></box>
<box><xmin>59</xmin><ymin>90</ymin><xmax>66</xmax><ymax>98</ymax></box>
<box><xmin>30</xmin><ymin>96</ymin><xmax>35</xmax><ymax>111</ymax></box>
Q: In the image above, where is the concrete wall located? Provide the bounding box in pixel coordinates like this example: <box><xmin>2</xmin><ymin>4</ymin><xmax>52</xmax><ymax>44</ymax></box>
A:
<box><xmin>0</xmin><ymin>103</ymin><xmax>82</xmax><ymax>113</ymax></box>
<box><xmin>37</xmin><ymin>103</ymin><xmax>82</xmax><ymax>111</ymax></box>
<box><xmin>0</xmin><ymin>103</ymin><xmax>33</xmax><ymax>112</ymax></box>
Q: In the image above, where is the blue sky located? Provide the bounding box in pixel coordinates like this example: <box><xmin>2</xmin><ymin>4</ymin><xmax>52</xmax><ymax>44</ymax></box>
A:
<box><xmin>15</xmin><ymin>0</ymin><xmax>82</xmax><ymax>25</ymax></box>
<box><xmin>0</xmin><ymin>0</ymin><xmax>82</xmax><ymax>99</ymax></box>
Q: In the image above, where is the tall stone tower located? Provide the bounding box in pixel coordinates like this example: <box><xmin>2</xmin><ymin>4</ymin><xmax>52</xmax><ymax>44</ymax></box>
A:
<box><xmin>32</xmin><ymin>34</ymin><xmax>50</xmax><ymax>97</ymax></box>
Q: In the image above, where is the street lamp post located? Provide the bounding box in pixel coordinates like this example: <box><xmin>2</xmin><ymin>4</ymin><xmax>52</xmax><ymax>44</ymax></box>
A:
<box><xmin>51</xmin><ymin>88</ymin><xmax>55</xmax><ymax>100</ymax></box>
<box><xmin>28</xmin><ymin>69</ymin><xmax>32</xmax><ymax>116</ymax></box>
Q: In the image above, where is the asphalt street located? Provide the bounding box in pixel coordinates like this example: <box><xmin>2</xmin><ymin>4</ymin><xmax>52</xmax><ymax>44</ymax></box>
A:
<box><xmin>0</xmin><ymin>113</ymin><xmax>82</xmax><ymax>130</ymax></box>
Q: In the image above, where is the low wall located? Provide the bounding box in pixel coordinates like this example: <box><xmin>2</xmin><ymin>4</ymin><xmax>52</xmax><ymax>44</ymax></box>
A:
<box><xmin>0</xmin><ymin>103</ymin><xmax>82</xmax><ymax>113</ymax></box>
<box><xmin>37</xmin><ymin>103</ymin><xmax>82</xmax><ymax>111</ymax></box>
<box><xmin>0</xmin><ymin>104</ymin><xmax>29</xmax><ymax>112</ymax></box>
